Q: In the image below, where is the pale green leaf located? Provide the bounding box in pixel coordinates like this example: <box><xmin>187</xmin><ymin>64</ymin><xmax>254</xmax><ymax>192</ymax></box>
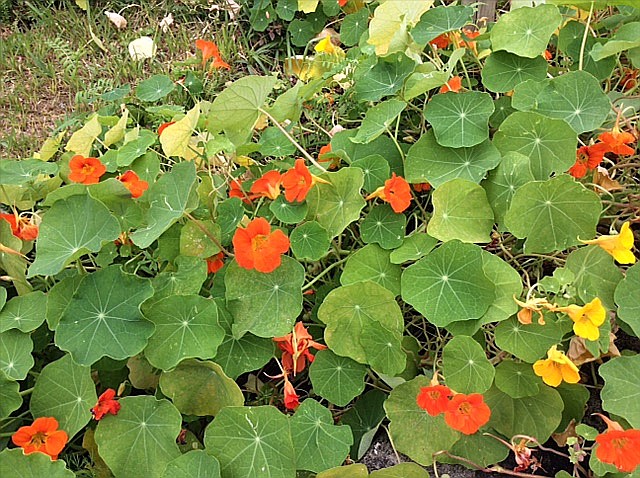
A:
<box><xmin>65</xmin><ymin>114</ymin><xmax>102</xmax><ymax>156</ymax></box>
<box><xmin>442</xmin><ymin>336</ymin><xmax>495</xmax><ymax>394</ymax></box>
<box><xmin>599</xmin><ymin>354</ymin><xmax>640</xmax><ymax>428</ymax></box>
<box><xmin>309</xmin><ymin>349</ymin><xmax>368</xmax><ymax>407</ymax></box>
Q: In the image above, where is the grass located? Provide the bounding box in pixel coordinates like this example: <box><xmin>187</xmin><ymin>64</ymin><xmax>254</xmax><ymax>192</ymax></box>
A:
<box><xmin>0</xmin><ymin>0</ymin><xmax>285</xmax><ymax>160</ymax></box>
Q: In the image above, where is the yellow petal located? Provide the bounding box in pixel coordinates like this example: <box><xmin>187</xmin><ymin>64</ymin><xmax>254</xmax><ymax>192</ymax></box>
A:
<box><xmin>534</xmin><ymin>360</ymin><xmax>562</xmax><ymax>387</ymax></box>
<box><xmin>573</xmin><ymin>317</ymin><xmax>600</xmax><ymax>341</ymax></box>
<box><xmin>314</xmin><ymin>36</ymin><xmax>335</xmax><ymax>55</ymax></box>
<box><xmin>583</xmin><ymin>298</ymin><xmax>606</xmax><ymax>327</ymax></box>
<box><xmin>560</xmin><ymin>363</ymin><xmax>581</xmax><ymax>384</ymax></box>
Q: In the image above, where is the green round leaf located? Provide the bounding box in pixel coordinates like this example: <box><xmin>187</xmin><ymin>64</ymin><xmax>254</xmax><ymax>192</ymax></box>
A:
<box><xmin>489</xmin><ymin>96</ymin><xmax>516</xmax><ymax>128</ymax></box>
<box><xmin>217</xmin><ymin>198</ymin><xmax>244</xmax><ymax>245</ymax></box>
<box><xmin>0</xmin><ymin>371</ymin><xmax>21</xmax><ymax>419</ymax></box>
<box><xmin>204</xmin><ymin>406</ymin><xmax>296</xmax><ymax>478</ymax></box>
<box><xmin>354</xmin><ymin>53</ymin><xmax>416</xmax><ymax>103</ymax></box>
<box><xmin>504</xmin><ymin>175</ymin><xmax>601</xmax><ymax>253</ymax></box>
<box><xmin>318</xmin><ymin>282</ymin><xmax>403</xmax><ymax>374</ymax></box>
<box><xmin>442</xmin><ymin>336</ymin><xmax>495</xmax><ymax>394</ymax></box>
<box><xmin>0</xmin><ymin>448</ymin><xmax>74</xmax><ymax>478</ymax></box>
<box><xmin>180</xmin><ymin>220</ymin><xmax>222</xmax><ymax>258</ymax></box>
<box><xmin>276</xmin><ymin>0</ymin><xmax>296</xmax><ymax>21</ymax></box>
<box><xmin>566</xmin><ymin>246</ymin><xmax>623</xmax><ymax>310</ymax></box>
<box><xmin>55</xmin><ymin>265</ymin><xmax>154</xmax><ymax>366</ymax></box>
<box><xmin>136</xmin><ymin>74</ymin><xmax>175</xmax><ymax>102</ymax></box>
<box><xmin>270</xmin><ymin>196</ymin><xmax>309</xmax><ymax>225</ymax></box>
<box><xmin>95</xmin><ymin>396</ymin><xmax>182</xmax><ymax>478</ymax></box>
<box><xmin>341</xmin><ymin>390</ymin><xmax>387</xmax><ymax>460</ymax></box>
<box><xmin>306</xmin><ymin>167</ymin><xmax>366</xmax><ymax>238</ymax></box>
<box><xmin>291</xmin><ymin>399</ymin><xmax>354</xmax><ymax>473</ymax></box>
<box><xmin>494</xmin><ymin>317</ymin><xmax>564</xmax><ymax>363</ymax></box>
<box><xmin>511</xmin><ymin>78</ymin><xmax>549</xmax><ymax>112</ymax></box>
<box><xmin>360</xmin><ymin>321</ymin><xmax>407</xmax><ymax>376</ymax></box>
<box><xmin>341</xmin><ymin>244</ymin><xmax>402</xmax><ymax>296</ymax></box>
<box><xmin>411</xmin><ymin>5</ymin><xmax>474</xmax><ymax>44</ymax></box>
<box><xmin>159</xmin><ymin>359</ymin><xmax>244</xmax><ymax>416</ymax></box>
<box><xmin>161</xmin><ymin>450</ymin><xmax>221</xmax><ymax>478</ymax></box>
<box><xmin>290</xmin><ymin>221</ymin><xmax>331</xmax><ymax>261</ymax></box>
<box><xmin>441</xmin><ymin>430</ymin><xmax>509</xmax><ymax>468</ymax></box>
<box><xmin>143</xmin><ymin>295</ymin><xmax>224</xmax><ymax>371</ymax></box>
<box><xmin>556</xmin><ymin>383</ymin><xmax>590</xmax><ymax>432</ymax></box>
<box><xmin>288</xmin><ymin>19</ymin><xmax>317</xmax><ymax>47</ymax></box>
<box><xmin>360</xmin><ymin>204</ymin><xmax>406</xmax><ymax>250</ymax></box>
<box><xmin>225</xmin><ymin>256</ymin><xmax>304</xmax><ymax>338</ymax></box>
<box><xmin>389</xmin><ymin>233</ymin><xmax>438</xmax><ymax>265</ymax></box>
<box><xmin>309</xmin><ymin>349</ymin><xmax>368</xmax><ymax>407</ymax></box>
<box><xmin>494</xmin><ymin>360</ymin><xmax>540</xmax><ymax>398</ymax></box>
<box><xmin>428</xmin><ymin>179</ymin><xmax>494</xmax><ymax>243</ymax></box>
<box><xmin>493</xmin><ymin>111</ymin><xmax>577</xmax><ymax>179</ymax></box>
<box><xmin>352</xmin><ymin>99</ymin><xmax>407</xmax><ymax>145</ymax></box>
<box><xmin>211</xmin><ymin>300</ymin><xmax>275</xmax><ymax>380</ymax></box>
<box><xmin>385</xmin><ymin>375</ymin><xmax>460</xmax><ymax>466</ymax></box>
<box><xmin>481</xmin><ymin>51</ymin><xmax>548</xmax><ymax>93</ymax></box>
<box><xmin>600</xmin><ymin>355</ymin><xmax>640</xmax><ymax>428</ymax></box>
<box><xmin>0</xmin><ymin>329</ymin><xmax>34</xmax><ymax>380</ymax></box>
<box><xmin>0</xmin><ymin>159</ymin><xmax>58</xmax><ymax>185</ymax></box>
<box><xmin>401</xmin><ymin>241</ymin><xmax>495</xmax><ymax>327</ymax></box>
<box><xmin>317</xmin><ymin>464</ymin><xmax>369</xmax><ymax>478</ymax></box>
<box><xmin>116</xmin><ymin>131</ymin><xmax>156</xmax><ymax>167</ymax></box>
<box><xmin>425</xmin><ymin>91</ymin><xmax>494</xmax><ymax>148</ymax></box>
<box><xmin>0</xmin><ymin>291</ymin><xmax>47</xmax><ymax>333</ymax></box>
<box><xmin>30</xmin><ymin>354</ymin><xmax>97</xmax><ymax>438</ymax></box>
<box><xmin>351</xmin><ymin>155</ymin><xmax>390</xmax><ymax>194</ymax></box>
<box><xmin>405</xmin><ymin>131</ymin><xmax>501</xmax><ymax>188</ymax></box>
<box><xmin>341</xmin><ymin>8</ymin><xmax>369</xmax><ymax>47</ymax></box>
<box><xmin>481</xmin><ymin>151</ymin><xmax>535</xmax><ymax>227</ymax></box>
<box><xmin>28</xmin><ymin>194</ymin><xmax>121</xmax><ymax>277</ymax></box>
<box><xmin>534</xmin><ymin>71</ymin><xmax>610</xmax><ymax>133</ymax></box>
<box><xmin>490</xmin><ymin>4</ymin><xmax>562</xmax><ymax>58</ymax></box>
<box><xmin>145</xmin><ymin>256</ymin><xmax>207</xmax><ymax>310</ymax></box>
<box><xmin>485</xmin><ymin>385</ymin><xmax>564</xmax><ymax>443</ymax></box>
<box><xmin>615</xmin><ymin>262</ymin><xmax>640</xmax><ymax>337</ymax></box>
<box><xmin>259</xmin><ymin>127</ymin><xmax>296</xmax><ymax>156</ymax></box>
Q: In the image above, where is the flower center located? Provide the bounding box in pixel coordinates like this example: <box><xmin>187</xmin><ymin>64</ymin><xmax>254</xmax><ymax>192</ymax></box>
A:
<box><xmin>612</xmin><ymin>437</ymin><xmax>629</xmax><ymax>450</ymax></box>
<box><xmin>428</xmin><ymin>391</ymin><xmax>441</xmax><ymax>400</ymax></box>
<box><xmin>82</xmin><ymin>164</ymin><xmax>95</xmax><ymax>175</ymax></box>
<box><xmin>458</xmin><ymin>401</ymin><xmax>472</xmax><ymax>415</ymax></box>
<box><xmin>29</xmin><ymin>432</ymin><xmax>47</xmax><ymax>448</ymax></box>
<box><xmin>252</xmin><ymin>234</ymin><xmax>268</xmax><ymax>252</ymax></box>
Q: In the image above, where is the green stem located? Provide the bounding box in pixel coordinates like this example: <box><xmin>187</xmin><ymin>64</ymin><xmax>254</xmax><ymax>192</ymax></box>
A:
<box><xmin>19</xmin><ymin>387</ymin><xmax>34</xmax><ymax>397</ymax></box>
<box><xmin>301</xmin><ymin>257</ymin><xmax>348</xmax><ymax>291</ymax></box>
<box><xmin>578</xmin><ymin>2</ymin><xmax>594</xmax><ymax>71</ymax></box>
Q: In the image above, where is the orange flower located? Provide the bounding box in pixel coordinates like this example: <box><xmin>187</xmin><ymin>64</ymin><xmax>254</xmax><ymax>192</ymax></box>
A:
<box><xmin>568</xmin><ymin>144</ymin><xmax>608</xmax><ymax>179</ymax></box>
<box><xmin>544</xmin><ymin>50</ymin><xmax>553</xmax><ymax>61</ymax></box>
<box><xmin>281</xmin><ymin>159</ymin><xmax>328</xmax><ymax>203</ymax></box>
<box><xmin>599</xmin><ymin>130</ymin><xmax>636</xmax><ymax>156</ymax></box>
<box><xmin>283</xmin><ymin>375</ymin><xmax>299</xmax><ymax>410</ymax></box>
<box><xmin>366</xmin><ymin>173</ymin><xmax>412</xmax><ymax>213</ymax></box>
<box><xmin>0</xmin><ymin>212</ymin><xmax>38</xmax><ymax>241</ymax></box>
<box><xmin>595</xmin><ymin>415</ymin><xmax>640</xmax><ymax>473</ymax></box>
<box><xmin>273</xmin><ymin>322</ymin><xmax>327</xmax><ymax>376</ymax></box>
<box><xmin>91</xmin><ymin>389</ymin><xmax>121</xmax><ymax>421</ymax></box>
<box><xmin>338</xmin><ymin>0</ymin><xmax>348</xmax><ymax>7</ymax></box>
<box><xmin>430</xmin><ymin>33</ymin><xmax>451</xmax><ymax>49</ymax></box>
<box><xmin>206</xmin><ymin>252</ymin><xmax>225</xmax><ymax>274</ymax></box>
<box><xmin>117</xmin><ymin>170</ymin><xmax>149</xmax><ymax>199</ymax></box>
<box><xmin>229</xmin><ymin>179</ymin><xmax>251</xmax><ymax>204</ymax></box>
<box><xmin>533</xmin><ymin>345</ymin><xmax>580</xmax><ymax>387</ymax></box>
<box><xmin>412</xmin><ymin>182</ymin><xmax>431</xmax><ymax>192</ymax></box>
<box><xmin>620</xmin><ymin>68</ymin><xmax>638</xmax><ymax>91</ymax></box>
<box><xmin>195</xmin><ymin>39</ymin><xmax>230</xmax><ymax>70</ymax></box>
<box><xmin>232</xmin><ymin>217</ymin><xmax>290</xmax><ymax>273</ymax></box>
<box><xmin>440</xmin><ymin>77</ymin><xmax>462</xmax><ymax>94</ymax></box>
<box><xmin>417</xmin><ymin>385</ymin><xmax>453</xmax><ymax>416</ymax></box>
<box><xmin>158</xmin><ymin>121</ymin><xmax>175</xmax><ymax>136</ymax></box>
<box><xmin>513</xmin><ymin>296</ymin><xmax>556</xmax><ymax>325</ymax></box>
<box><xmin>68</xmin><ymin>155</ymin><xmax>106</xmax><ymax>185</ymax></box>
<box><xmin>318</xmin><ymin>144</ymin><xmax>340</xmax><ymax>170</ymax></box>
<box><xmin>250</xmin><ymin>170</ymin><xmax>282</xmax><ymax>200</ymax></box>
<box><xmin>443</xmin><ymin>393</ymin><xmax>491</xmax><ymax>435</ymax></box>
<box><xmin>11</xmin><ymin>417</ymin><xmax>68</xmax><ymax>460</ymax></box>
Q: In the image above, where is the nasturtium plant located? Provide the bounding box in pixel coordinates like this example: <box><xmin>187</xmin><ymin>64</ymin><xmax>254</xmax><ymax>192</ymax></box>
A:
<box><xmin>2</xmin><ymin>2</ymin><xmax>639</xmax><ymax>476</ymax></box>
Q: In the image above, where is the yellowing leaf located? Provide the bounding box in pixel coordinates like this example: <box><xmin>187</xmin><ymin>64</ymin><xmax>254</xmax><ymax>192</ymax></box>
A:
<box><xmin>368</xmin><ymin>0</ymin><xmax>433</xmax><ymax>56</ymax></box>
<box><xmin>234</xmin><ymin>155</ymin><xmax>255</xmax><ymax>167</ymax></box>
<box><xmin>34</xmin><ymin>132</ymin><xmax>65</xmax><ymax>161</ymax></box>
<box><xmin>65</xmin><ymin>114</ymin><xmax>102</xmax><ymax>156</ymax></box>
<box><xmin>298</xmin><ymin>0</ymin><xmax>319</xmax><ymax>13</ymax></box>
<box><xmin>104</xmin><ymin>107</ymin><xmax>129</xmax><ymax>147</ymax></box>
<box><xmin>160</xmin><ymin>104</ymin><xmax>201</xmax><ymax>158</ymax></box>
<box><xmin>128</xmin><ymin>36</ymin><xmax>157</xmax><ymax>60</ymax></box>
<box><xmin>75</xmin><ymin>0</ymin><xmax>88</xmax><ymax>11</ymax></box>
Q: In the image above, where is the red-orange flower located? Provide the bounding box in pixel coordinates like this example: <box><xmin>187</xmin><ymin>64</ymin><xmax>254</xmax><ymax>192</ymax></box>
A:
<box><xmin>417</xmin><ymin>385</ymin><xmax>453</xmax><ymax>416</ymax></box>
<box><xmin>232</xmin><ymin>217</ymin><xmax>290</xmax><ymax>273</ymax></box>
<box><xmin>440</xmin><ymin>77</ymin><xmax>462</xmax><ymax>94</ymax></box>
<box><xmin>599</xmin><ymin>130</ymin><xmax>636</xmax><ymax>156</ymax></box>
<box><xmin>568</xmin><ymin>143</ymin><xmax>608</xmax><ymax>179</ymax></box>
<box><xmin>91</xmin><ymin>389</ymin><xmax>121</xmax><ymax>421</ymax></box>
<box><xmin>206</xmin><ymin>252</ymin><xmax>225</xmax><ymax>274</ymax></box>
<box><xmin>338</xmin><ymin>0</ymin><xmax>348</xmax><ymax>7</ymax></box>
<box><xmin>544</xmin><ymin>50</ymin><xmax>553</xmax><ymax>61</ymax></box>
<box><xmin>158</xmin><ymin>121</ymin><xmax>175</xmax><ymax>136</ymax></box>
<box><xmin>11</xmin><ymin>417</ymin><xmax>68</xmax><ymax>460</ymax></box>
<box><xmin>281</xmin><ymin>159</ymin><xmax>328</xmax><ymax>202</ymax></box>
<box><xmin>366</xmin><ymin>173</ymin><xmax>412</xmax><ymax>213</ymax></box>
<box><xmin>412</xmin><ymin>182</ymin><xmax>431</xmax><ymax>192</ymax></box>
<box><xmin>68</xmin><ymin>155</ymin><xmax>106</xmax><ymax>185</ymax></box>
<box><xmin>229</xmin><ymin>179</ymin><xmax>251</xmax><ymax>204</ymax></box>
<box><xmin>195</xmin><ymin>39</ymin><xmax>230</xmax><ymax>70</ymax></box>
<box><xmin>318</xmin><ymin>144</ymin><xmax>340</xmax><ymax>170</ymax></box>
<box><xmin>444</xmin><ymin>393</ymin><xmax>491</xmax><ymax>435</ymax></box>
<box><xmin>283</xmin><ymin>376</ymin><xmax>299</xmax><ymax>410</ymax></box>
<box><xmin>620</xmin><ymin>68</ymin><xmax>638</xmax><ymax>91</ymax></box>
<box><xmin>117</xmin><ymin>170</ymin><xmax>149</xmax><ymax>199</ymax></box>
<box><xmin>595</xmin><ymin>415</ymin><xmax>640</xmax><ymax>473</ymax></box>
<box><xmin>250</xmin><ymin>170</ymin><xmax>282</xmax><ymax>200</ymax></box>
<box><xmin>0</xmin><ymin>212</ymin><xmax>38</xmax><ymax>241</ymax></box>
<box><xmin>430</xmin><ymin>33</ymin><xmax>451</xmax><ymax>49</ymax></box>
<box><xmin>273</xmin><ymin>322</ymin><xmax>327</xmax><ymax>376</ymax></box>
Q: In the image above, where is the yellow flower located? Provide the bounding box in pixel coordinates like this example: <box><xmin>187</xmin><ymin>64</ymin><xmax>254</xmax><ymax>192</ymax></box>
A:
<box><xmin>314</xmin><ymin>36</ymin><xmax>337</xmax><ymax>55</ymax></box>
<box><xmin>581</xmin><ymin>222</ymin><xmax>635</xmax><ymax>264</ymax></box>
<box><xmin>533</xmin><ymin>345</ymin><xmax>581</xmax><ymax>387</ymax></box>
<box><xmin>555</xmin><ymin>298</ymin><xmax>606</xmax><ymax>341</ymax></box>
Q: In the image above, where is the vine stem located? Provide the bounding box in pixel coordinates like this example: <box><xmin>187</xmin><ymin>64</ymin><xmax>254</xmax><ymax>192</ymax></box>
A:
<box><xmin>258</xmin><ymin>108</ymin><xmax>327</xmax><ymax>172</ymax></box>
<box><xmin>578</xmin><ymin>2</ymin><xmax>595</xmax><ymax>71</ymax></box>
<box><xmin>301</xmin><ymin>257</ymin><xmax>348</xmax><ymax>291</ymax></box>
